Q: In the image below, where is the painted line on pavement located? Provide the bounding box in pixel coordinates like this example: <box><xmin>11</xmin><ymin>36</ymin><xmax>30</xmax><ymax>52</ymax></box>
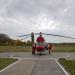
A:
<box><xmin>0</xmin><ymin>59</ymin><xmax>22</xmax><ymax>73</ymax></box>
<box><xmin>55</xmin><ymin>59</ymin><xmax>69</xmax><ymax>75</ymax></box>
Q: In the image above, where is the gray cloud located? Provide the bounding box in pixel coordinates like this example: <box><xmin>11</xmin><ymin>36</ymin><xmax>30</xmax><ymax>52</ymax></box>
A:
<box><xmin>0</xmin><ymin>0</ymin><xmax>75</xmax><ymax>42</ymax></box>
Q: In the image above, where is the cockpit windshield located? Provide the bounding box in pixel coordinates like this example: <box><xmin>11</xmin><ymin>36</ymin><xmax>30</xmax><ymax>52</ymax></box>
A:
<box><xmin>36</xmin><ymin>42</ymin><xmax>45</xmax><ymax>46</ymax></box>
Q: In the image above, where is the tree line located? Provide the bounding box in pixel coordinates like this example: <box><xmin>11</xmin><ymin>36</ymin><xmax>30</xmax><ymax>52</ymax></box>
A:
<box><xmin>0</xmin><ymin>33</ymin><xmax>32</xmax><ymax>46</ymax></box>
<box><xmin>0</xmin><ymin>33</ymin><xmax>75</xmax><ymax>46</ymax></box>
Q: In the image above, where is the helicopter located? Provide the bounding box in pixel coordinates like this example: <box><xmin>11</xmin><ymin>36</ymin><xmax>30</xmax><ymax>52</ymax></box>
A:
<box><xmin>18</xmin><ymin>32</ymin><xmax>75</xmax><ymax>55</ymax></box>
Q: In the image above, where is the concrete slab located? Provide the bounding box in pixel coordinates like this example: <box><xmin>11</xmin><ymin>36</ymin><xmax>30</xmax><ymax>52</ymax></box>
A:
<box><xmin>0</xmin><ymin>59</ymin><xmax>36</xmax><ymax>75</ymax></box>
<box><xmin>0</xmin><ymin>52</ymin><xmax>73</xmax><ymax>75</ymax></box>
<box><xmin>31</xmin><ymin>59</ymin><xmax>66</xmax><ymax>75</ymax></box>
<box><xmin>0</xmin><ymin>58</ymin><xmax>68</xmax><ymax>75</ymax></box>
<box><xmin>0</xmin><ymin>52</ymin><xmax>75</xmax><ymax>60</ymax></box>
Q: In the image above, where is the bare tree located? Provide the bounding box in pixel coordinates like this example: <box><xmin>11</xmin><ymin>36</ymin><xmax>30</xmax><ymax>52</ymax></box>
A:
<box><xmin>0</xmin><ymin>34</ymin><xmax>10</xmax><ymax>45</ymax></box>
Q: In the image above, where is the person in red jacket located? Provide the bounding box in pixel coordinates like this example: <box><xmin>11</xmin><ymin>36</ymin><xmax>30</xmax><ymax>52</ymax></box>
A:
<box><xmin>36</xmin><ymin>32</ymin><xmax>45</xmax><ymax>42</ymax></box>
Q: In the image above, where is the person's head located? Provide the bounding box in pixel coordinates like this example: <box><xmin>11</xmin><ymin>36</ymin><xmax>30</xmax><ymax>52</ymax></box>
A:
<box><xmin>39</xmin><ymin>32</ymin><xmax>42</xmax><ymax>37</ymax></box>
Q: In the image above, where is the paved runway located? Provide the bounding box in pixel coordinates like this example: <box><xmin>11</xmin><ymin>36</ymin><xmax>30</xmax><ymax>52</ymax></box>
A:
<box><xmin>0</xmin><ymin>52</ymin><xmax>75</xmax><ymax>60</ymax></box>
<box><xmin>0</xmin><ymin>58</ymin><xmax>66</xmax><ymax>75</ymax></box>
<box><xmin>31</xmin><ymin>59</ymin><xmax>66</xmax><ymax>75</ymax></box>
<box><xmin>0</xmin><ymin>52</ymin><xmax>74</xmax><ymax>75</ymax></box>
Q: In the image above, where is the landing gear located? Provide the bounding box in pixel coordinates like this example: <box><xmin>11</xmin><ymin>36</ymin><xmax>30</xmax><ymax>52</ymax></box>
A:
<box><xmin>39</xmin><ymin>51</ymin><xmax>42</xmax><ymax>55</ymax></box>
<box><xmin>32</xmin><ymin>47</ymin><xmax>35</xmax><ymax>55</ymax></box>
<box><xmin>32</xmin><ymin>50</ymin><xmax>35</xmax><ymax>55</ymax></box>
<box><xmin>48</xmin><ymin>43</ymin><xmax>52</xmax><ymax>55</ymax></box>
<box><xmin>49</xmin><ymin>50</ymin><xmax>51</xmax><ymax>55</ymax></box>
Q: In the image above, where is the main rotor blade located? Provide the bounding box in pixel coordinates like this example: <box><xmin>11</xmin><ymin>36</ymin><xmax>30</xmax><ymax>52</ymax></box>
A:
<box><xmin>21</xmin><ymin>36</ymin><xmax>31</xmax><ymax>40</ymax></box>
<box><xmin>18</xmin><ymin>32</ymin><xmax>43</xmax><ymax>37</ymax></box>
<box><xmin>18</xmin><ymin>32</ymin><xmax>75</xmax><ymax>39</ymax></box>
<box><xmin>18</xmin><ymin>34</ymin><xmax>30</xmax><ymax>37</ymax></box>
<box><xmin>43</xmin><ymin>33</ymin><xmax>75</xmax><ymax>39</ymax></box>
<box><xmin>34</xmin><ymin>33</ymin><xmax>40</xmax><ymax>35</ymax></box>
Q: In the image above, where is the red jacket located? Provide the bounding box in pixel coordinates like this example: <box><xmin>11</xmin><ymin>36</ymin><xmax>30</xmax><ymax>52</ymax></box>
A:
<box><xmin>37</xmin><ymin>36</ymin><xmax>45</xmax><ymax>42</ymax></box>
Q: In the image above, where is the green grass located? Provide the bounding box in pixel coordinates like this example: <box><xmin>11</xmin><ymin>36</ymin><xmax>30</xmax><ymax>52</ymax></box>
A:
<box><xmin>0</xmin><ymin>46</ymin><xmax>32</xmax><ymax>52</ymax></box>
<box><xmin>0</xmin><ymin>44</ymin><xmax>75</xmax><ymax>52</ymax></box>
<box><xmin>59</xmin><ymin>58</ymin><xmax>75</xmax><ymax>75</ymax></box>
<box><xmin>52</xmin><ymin>45</ymin><xmax>75</xmax><ymax>52</ymax></box>
<box><xmin>0</xmin><ymin>58</ymin><xmax>17</xmax><ymax>70</ymax></box>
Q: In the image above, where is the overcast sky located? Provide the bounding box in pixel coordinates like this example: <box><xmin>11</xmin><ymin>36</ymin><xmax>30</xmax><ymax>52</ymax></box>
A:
<box><xmin>0</xmin><ymin>0</ymin><xmax>75</xmax><ymax>43</ymax></box>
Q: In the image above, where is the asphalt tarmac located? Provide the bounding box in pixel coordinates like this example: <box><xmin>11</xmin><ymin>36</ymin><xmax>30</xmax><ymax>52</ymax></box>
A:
<box><xmin>0</xmin><ymin>52</ymin><xmax>74</xmax><ymax>75</ymax></box>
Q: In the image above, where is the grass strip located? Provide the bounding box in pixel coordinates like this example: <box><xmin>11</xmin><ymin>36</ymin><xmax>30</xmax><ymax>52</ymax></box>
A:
<box><xmin>0</xmin><ymin>58</ymin><xmax>17</xmax><ymax>70</ymax></box>
<box><xmin>59</xmin><ymin>58</ymin><xmax>75</xmax><ymax>75</ymax></box>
